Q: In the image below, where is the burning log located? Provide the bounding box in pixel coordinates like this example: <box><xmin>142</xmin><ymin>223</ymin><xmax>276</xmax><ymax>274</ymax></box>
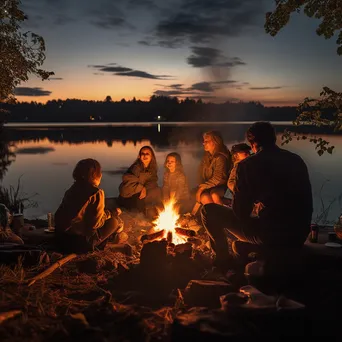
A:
<box><xmin>167</xmin><ymin>231</ymin><xmax>173</xmax><ymax>244</ymax></box>
<box><xmin>141</xmin><ymin>229</ymin><xmax>165</xmax><ymax>243</ymax></box>
<box><xmin>187</xmin><ymin>237</ymin><xmax>203</xmax><ymax>247</ymax></box>
<box><xmin>174</xmin><ymin>227</ymin><xmax>196</xmax><ymax>237</ymax></box>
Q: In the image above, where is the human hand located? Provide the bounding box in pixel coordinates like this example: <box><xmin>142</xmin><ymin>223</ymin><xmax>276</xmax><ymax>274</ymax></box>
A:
<box><xmin>139</xmin><ymin>187</ymin><xmax>147</xmax><ymax>199</ymax></box>
<box><xmin>116</xmin><ymin>208</ymin><xmax>122</xmax><ymax>216</ymax></box>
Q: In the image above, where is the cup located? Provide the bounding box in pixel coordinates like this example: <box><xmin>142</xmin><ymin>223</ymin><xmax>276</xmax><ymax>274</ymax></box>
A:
<box><xmin>12</xmin><ymin>213</ymin><xmax>24</xmax><ymax>236</ymax></box>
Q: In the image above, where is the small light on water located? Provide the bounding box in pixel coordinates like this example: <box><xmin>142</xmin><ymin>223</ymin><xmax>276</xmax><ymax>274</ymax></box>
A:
<box><xmin>158</xmin><ymin>124</ymin><xmax>161</xmax><ymax>132</ymax></box>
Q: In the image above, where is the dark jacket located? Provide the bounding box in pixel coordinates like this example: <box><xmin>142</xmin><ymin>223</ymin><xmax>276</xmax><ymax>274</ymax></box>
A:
<box><xmin>55</xmin><ymin>181</ymin><xmax>111</xmax><ymax>237</ymax></box>
<box><xmin>162</xmin><ymin>170</ymin><xmax>190</xmax><ymax>202</ymax></box>
<box><xmin>119</xmin><ymin>160</ymin><xmax>158</xmax><ymax>198</ymax></box>
<box><xmin>233</xmin><ymin>145</ymin><xmax>313</xmax><ymax>243</ymax></box>
<box><xmin>198</xmin><ymin>151</ymin><xmax>231</xmax><ymax>189</ymax></box>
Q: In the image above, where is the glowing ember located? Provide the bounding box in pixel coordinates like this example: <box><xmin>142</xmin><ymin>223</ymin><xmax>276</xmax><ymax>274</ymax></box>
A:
<box><xmin>152</xmin><ymin>197</ymin><xmax>187</xmax><ymax>245</ymax></box>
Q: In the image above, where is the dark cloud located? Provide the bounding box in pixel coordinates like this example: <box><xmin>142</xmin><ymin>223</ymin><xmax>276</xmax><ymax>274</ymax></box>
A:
<box><xmin>153</xmin><ymin>78</ymin><xmax>249</xmax><ymax>98</ymax></box>
<box><xmin>249</xmin><ymin>86</ymin><xmax>283</xmax><ymax>90</ymax></box>
<box><xmin>212</xmin><ymin>80</ymin><xmax>238</xmax><ymax>84</ymax></box>
<box><xmin>151</xmin><ymin>0</ymin><xmax>265</xmax><ymax>47</ymax></box>
<box><xmin>15</xmin><ymin>87</ymin><xmax>52</xmax><ymax>96</ymax></box>
<box><xmin>22</xmin><ymin>0</ymin><xmax>73</xmax><ymax>28</ymax></box>
<box><xmin>92</xmin><ymin>16</ymin><xmax>132</xmax><ymax>29</ymax></box>
<box><xmin>100</xmin><ymin>66</ymin><xmax>133</xmax><ymax>72</ymax></box>
<box><xmin>90</xmin><ymin>64</ymin><xmax>173</xmax><ymax>80</ymax></box>
<box><xmin>187</xmin><ymin>46</ymin><xmax>246</xmax><ymax>68</ymax></box>
<box><xmin>115</xmin><ymin>71</ymin><xmax>172</xmax><ymax>80</ymax></box>
<box><xmin>189</xmin><ymin>82</ymin><xmax>214</xmax><ymax>92</ymax></box>
<box><xmin>138</xmin><ymin>37</ymin><xmax>185</xmax><ymax>49</ymax></box>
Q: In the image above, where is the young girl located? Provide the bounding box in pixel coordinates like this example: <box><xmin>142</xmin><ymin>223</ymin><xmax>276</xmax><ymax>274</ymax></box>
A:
<box><xmin>162</xmin><ymin>152</ymin><xmax>190</xmax><ymax>208</ymax></box>
<box><xmin>118</xmin><ymin>146</ymin><xmax>162</xmax><ymax>214</ymax></box>
<box><xmin>55</xmin><ymin>158</ymin><xmax>121</xmax><ymax>253</ymax></box>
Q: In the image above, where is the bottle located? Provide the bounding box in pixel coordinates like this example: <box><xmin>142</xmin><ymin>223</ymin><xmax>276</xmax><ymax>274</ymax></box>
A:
<box><xmin>310</xmin><ymin>224</ymin><xmax>319</xmax><ymax>243</ymax></box>
<box><xmin>334</xmin><ymin>214</ymin><xmax>342</xmax><ymax>240</ymax></box>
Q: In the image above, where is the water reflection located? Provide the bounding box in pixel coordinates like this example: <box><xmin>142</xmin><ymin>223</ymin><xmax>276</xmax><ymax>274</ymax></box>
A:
<box><xmin>0</xmin><ymin>128</ymin><xmax>16</xmax><ymax>181</ymax></box>
<box><xmin>1</xmin><ymin>124</ymin><xmax>342</xmax><ymax>223</ymax></box>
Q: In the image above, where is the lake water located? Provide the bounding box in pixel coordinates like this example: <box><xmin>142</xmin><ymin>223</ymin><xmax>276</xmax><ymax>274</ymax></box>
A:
<box><xmin>1</xmin><ymin>122</ymin><xmax>342</xmax><ymax>224</ymax></box>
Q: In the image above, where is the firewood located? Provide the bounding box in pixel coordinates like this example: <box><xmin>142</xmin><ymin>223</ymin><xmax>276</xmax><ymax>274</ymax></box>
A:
<box><xmin>140</xmin><ymin>229</ymin><xmax>165</xmax><ymax>243</ymax></box>
<box><xmin>167</xmin><ymin>231</ymin><xmax>173</xmax><ymax>244</ymax></box>
<box><xmin>27</xmin><ymin>253</ymin><xmax>77</xmax><ymax>287</ymax></box>
<box><xmin>0</xmin><ymin>310</ymin><xmax>22</xmax><ymax>324</ymax></box>
<box><xmin>187</xmin><ymin>237</ymin><xmax>203</xmax><ymax>246</ymax></box>
<box><xmin>175</xmin><ymin>227</ymin><xmax>196</xmax><ymax>237</ymax></box>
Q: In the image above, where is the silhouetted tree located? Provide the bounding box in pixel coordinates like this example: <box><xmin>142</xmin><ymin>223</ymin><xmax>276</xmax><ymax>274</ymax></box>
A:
<box><xmin>265</xmin><ymin>0</ymin><xmax>342</xmax><ymax>154</ymax></box>
<box><xmin>105</xmin><ymin>95</ymin><xmax>112</xmax><ymax>102</ymax></box>
<box><xmin>0</xmin><ymin>0</ymin><xmax>54</xmax><ymax>106</ymax></box>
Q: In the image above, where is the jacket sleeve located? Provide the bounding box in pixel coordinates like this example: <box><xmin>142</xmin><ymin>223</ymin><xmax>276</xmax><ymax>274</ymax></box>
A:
<box><xmin>178</xmin><ymin>172</ymin><xmax>190</xmax><ymax>200</ymax></box>
<box><xmin>203</xmin><ymin>154</ymin><xmax>228</xmax><ymax>189</ymax></box>
<box><xmin>85</xmin><ymin>189</ymin><xmax>110</xmax><ymax>230</ymax></box>
<box><xmin>162</xmin><ymin>172</ymin><xmax>170</xmax><ymax>201</ymax></box>
<box><xmin>227</xmin><ymin>163</ymin><xmax>238</xmax><ymax>194</ymax></box>
<box><xmin>120</xmin><ymin>164</ymin><xmax>144</xmax><ymax>196</ymax></box>
<box><xmin>232</xmin><ymin>163</ymin><xmax>254</xmax><ymax>219</ymax></box>
<box><xmin>145</xmin><ymin>171</ymin><xmax>158</xmax><ymax>190</ymax></box>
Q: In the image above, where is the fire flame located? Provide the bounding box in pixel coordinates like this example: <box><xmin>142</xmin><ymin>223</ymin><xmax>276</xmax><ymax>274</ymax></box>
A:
<box><xmin>152</xmin><ymin>197</ymin><xmax>187</xmax><ymax>245</ymax></box>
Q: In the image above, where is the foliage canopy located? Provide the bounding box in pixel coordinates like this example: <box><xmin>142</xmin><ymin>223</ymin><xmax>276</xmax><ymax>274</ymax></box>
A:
<box><xmin>0</xmin><ymin>0</ymin><xmax>54</xmax><ymax>105</ymax></box>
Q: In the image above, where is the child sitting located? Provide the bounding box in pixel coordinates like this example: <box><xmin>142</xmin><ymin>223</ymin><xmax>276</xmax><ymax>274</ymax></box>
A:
<box><xmin>162</xmin><ymin>152</ymin><xmax>190</xmax><ymax>211</ymax></box>
<box><xmin>55</xmin><ymin>158</ymin><xmax>121</xmax><ymax>253</ymax></box>
<box><xmin>227</xmin><ymin>143</ymin><xmax>251</xmax><ymax>194</ymax></box>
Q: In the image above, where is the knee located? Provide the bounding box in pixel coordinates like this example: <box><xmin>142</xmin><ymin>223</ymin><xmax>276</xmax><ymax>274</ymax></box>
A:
<box><xmin>201</xmin><ymin>203</ymin><xmax>218</xmax><ymax>220</ymax></box>
<box><xmin>200</xmin><ymin>192</ymin><xmax>211</xmax><ymax>204</ymax></box>
<box><xmin>211</xmin><ymin>193</ymin><xmax>221</xmax><ymax>204</ymax></box>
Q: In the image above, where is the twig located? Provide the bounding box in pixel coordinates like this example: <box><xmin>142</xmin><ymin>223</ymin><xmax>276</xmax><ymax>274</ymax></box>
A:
<box><xmin>0</xmin><ymin>310</ymin><xmax>22</xmax><ymax>324</ymax></box>
<box><xmin>27</xmin><ymin>253</ymin><xmax>77</xmax><ymax>287</ymax></box>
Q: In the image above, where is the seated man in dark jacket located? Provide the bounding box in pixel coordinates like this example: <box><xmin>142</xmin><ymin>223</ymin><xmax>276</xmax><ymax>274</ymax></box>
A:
<box><xmin>201</xmin><ymin>121</ymin><xmax>313</xmax><ymax>269</ymax></box>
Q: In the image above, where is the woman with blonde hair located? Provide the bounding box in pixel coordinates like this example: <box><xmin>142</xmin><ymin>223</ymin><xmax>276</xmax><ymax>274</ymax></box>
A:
<box><xmin>196</xmin><ymin>130</ymin><xmax>232</xmax><ymax>206</ymax></box>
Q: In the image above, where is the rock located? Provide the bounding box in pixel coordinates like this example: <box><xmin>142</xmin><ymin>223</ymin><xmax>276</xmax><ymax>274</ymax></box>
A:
<box><xmin>106</xmin><ymin>243</ymin><xmax>133</xmax><ymax>256</ymax></box>
<box><xmin>172</xmin><ymin>307</ymin><xmax>248</xmax><ymax>340</ymax></box>
<box><xmin>184</xmin><ymin>279</ymin><xmax>233</xmax><ymax>308</ymax></box>
<box><xmin>139</xmin><ymin>240</ymin><xmax>168</xmax><ymax>268</ymax></box>
<box><xmin>113</xmin><ymin>231</ymin><xmax>128</xmax><ymax>244</ymax></box>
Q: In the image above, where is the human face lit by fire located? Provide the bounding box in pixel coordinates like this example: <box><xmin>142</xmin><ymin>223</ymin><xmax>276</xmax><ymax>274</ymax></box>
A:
<box><xmin>140</xmin><ymin>148</ymin><xmax>152</xmax><ymax>168</ymax></box>
<box><xmin>166</xmin><ymin>156</ymin><xmax>176</xmax><ymax>173</ymax></box>
<box><xmin>203</xmin><ymin>135</ymin><xmax>216</xmax><ymax>155</ymax></box>
<box><xmin>235</xmin><ymin>152</ymin><xmax>250</xmax><ymax>163</ymax></box>
<box><xmin>93</xmin><ymin>173</ymin><xmax>102</xmax><ymax>187</ymax></box>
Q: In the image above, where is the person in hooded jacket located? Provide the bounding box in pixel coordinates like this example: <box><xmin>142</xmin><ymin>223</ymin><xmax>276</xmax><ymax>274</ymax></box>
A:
<box><xmin>118</xmin><ymin>146</ymin><xmax>162</xmax><ymax>215</ymax></box>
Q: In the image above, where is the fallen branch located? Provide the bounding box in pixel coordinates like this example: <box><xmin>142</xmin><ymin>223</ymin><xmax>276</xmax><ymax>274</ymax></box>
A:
<box><xmin>0</xmin><ymin>310</ymin><xmax>22</xmax><ymax>324</ymax></box>
<box><xmin>27</xmin><ymin>253</ymin><xmax>77</xmax><ymax>287</ymax></box>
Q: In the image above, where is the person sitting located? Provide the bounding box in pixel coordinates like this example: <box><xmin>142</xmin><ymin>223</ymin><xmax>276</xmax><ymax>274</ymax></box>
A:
<box><xmin>201</xmin><ymin>122</ymin><xmax>313</xmax><ymax>270</ymax></box>
<box><xmin>227</xmin><ymin>143</ymin><xmax>252</xmax><ymax>194</ymax></box>
<box><xmin>0</xmin><ymin>203</ymin><xmax>24</xmax><ymax>245</ymax></box>
<box><xmin>55</xmin><ymin>158</ymin><xmax>121</xmax><ymax>254</ymax></box>
<box><xmin>195</xmin><ymin>130</ymin><xmax>232</xmax><ymax>207</ymax></box>
<box><xmin>118</xmin><ymin>146</ymin><xmax>162</xmax><ymax>216</ymax></box>
<box><xmin>162</xmin><ymin>152</ymin><xmax>190</xmax><ymax>212</ymax></box>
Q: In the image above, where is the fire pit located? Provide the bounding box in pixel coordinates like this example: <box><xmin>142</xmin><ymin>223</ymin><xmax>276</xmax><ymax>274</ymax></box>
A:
<box><xmin>140</xmin><ymin>198</ymin><xmax>197</xmax><ymax>245</ymax></box>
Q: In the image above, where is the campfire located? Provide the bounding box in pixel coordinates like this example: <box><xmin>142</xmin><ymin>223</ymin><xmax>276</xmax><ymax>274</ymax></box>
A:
<box><xmin>141</xmin><ymin>198</ymin><xmax>196</xmax><ymax>245</ymax></box>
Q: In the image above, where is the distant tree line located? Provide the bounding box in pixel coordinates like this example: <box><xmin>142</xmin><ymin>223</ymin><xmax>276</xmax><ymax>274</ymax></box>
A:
<box><xmin>1</xmin><ymin>96</ymin><xmax>299</xmax><ymax>123</ymax></box>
